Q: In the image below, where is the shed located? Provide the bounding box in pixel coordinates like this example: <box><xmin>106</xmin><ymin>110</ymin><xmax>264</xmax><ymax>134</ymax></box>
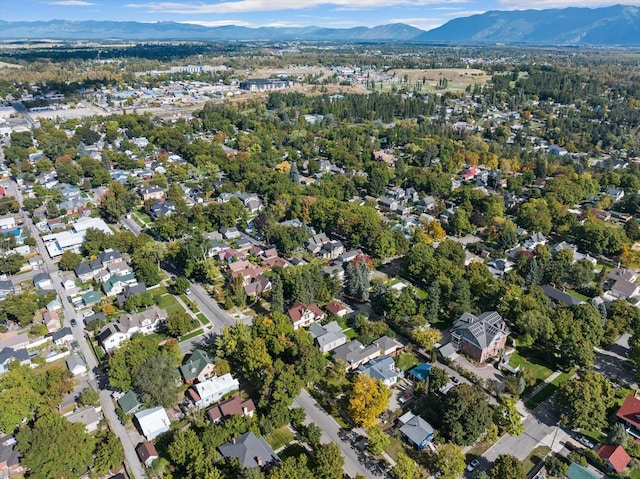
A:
<box><xmin>409</xmin><ymin>363</ymin><xmax>433</xmax><ymax>382</ymax></box>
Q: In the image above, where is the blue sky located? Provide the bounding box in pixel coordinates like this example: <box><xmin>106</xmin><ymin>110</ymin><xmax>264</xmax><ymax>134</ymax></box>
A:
<box><xmin>0</xmin><ymin>0</ymin><xmax>636</xmax><ymax>31</ymax></box>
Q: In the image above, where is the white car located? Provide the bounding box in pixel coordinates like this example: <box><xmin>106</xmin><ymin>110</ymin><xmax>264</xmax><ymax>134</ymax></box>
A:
<box><xmin>467</xmin><ymin>459</ymin><xmax>480</xmax><ymax>472</ymax></box>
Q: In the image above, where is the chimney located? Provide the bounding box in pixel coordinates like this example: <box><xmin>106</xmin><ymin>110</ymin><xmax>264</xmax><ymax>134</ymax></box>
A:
<box><xmin>232</xmin><ymin>437</ymin><xmax>236</xmax><ymax>444</ymax></box>
<box><xmin>257</xmin><ymin>457</ymin><xmax>263</xmax><ymax>467</ymax></box>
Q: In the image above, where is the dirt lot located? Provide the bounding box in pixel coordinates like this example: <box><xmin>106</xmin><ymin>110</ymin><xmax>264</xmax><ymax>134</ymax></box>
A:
<box><xmin>389</xmin><ymin>68</ymin><xmax>491</xmax><ymax>85</ymax></box>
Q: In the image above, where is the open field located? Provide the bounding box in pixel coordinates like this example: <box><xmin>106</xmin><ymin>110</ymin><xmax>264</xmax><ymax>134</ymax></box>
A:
<box><xmin>389</xmin><ymin>68</ymin><xmax>491</xmax><ymax>85</ymax></box>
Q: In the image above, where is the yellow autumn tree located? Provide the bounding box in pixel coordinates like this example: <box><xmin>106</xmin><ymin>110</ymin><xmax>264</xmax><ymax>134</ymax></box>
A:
<box><xmin>412</xmin><ymin>326</ymin><xmax>442</xmax><ymax>352</ymax></box>
<box><xmin>348</xmin><ymin>374</ymin><xmax>390</xmax><ymax>427</ymax></box>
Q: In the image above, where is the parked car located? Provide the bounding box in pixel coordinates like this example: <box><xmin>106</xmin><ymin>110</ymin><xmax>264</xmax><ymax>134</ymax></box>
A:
<box><xmin>578</xmin><ymin>435</ymin><xmax>594</xmax><ymax>449</ymax></box>
<box><xmin>70</xmin><ymin>341</ymin><xmax>78</xmax><ymax>351</ymax></box>
<box><xmin>399</xmin><ymin>391</ymin><xmax>413</xmax><ymax>404</ymax></box>
<box><xmin>467</xmin><ymin>459</ymin><xmax>480</xmax><ymax>472</ymax></box>
<box><xmin>70</xmin><ymin>318</ymin><xmax>77</xmax><ymax>327</ymax></box>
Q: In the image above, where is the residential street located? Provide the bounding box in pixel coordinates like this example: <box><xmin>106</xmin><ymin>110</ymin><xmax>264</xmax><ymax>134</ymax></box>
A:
<box><xmin>293</xmin><ymin>389</ymin><xmax>376</xmax><ymax>479</ymax></box>
<box><xmin>9</xmin><ymin>179</ymin><xmax>148</xmax><ymax>479</ymax></box>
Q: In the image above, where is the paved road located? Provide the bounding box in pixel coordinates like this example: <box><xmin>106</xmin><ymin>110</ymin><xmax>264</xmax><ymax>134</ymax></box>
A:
<box><xmin>120</xmin><ymin>214</ymin><xmax>144</xmax><ymax>236</ymax></box>
<box><xmin>9</xmin><ymin>179</ymin><xmax>148</xmax><ymax>479</ymax></box>
<box><xmin>293</xmin><ymin>389</ymin><xmax>376</xmax><ymax>479</ymax></box>
<box><xmin>11</xmin><ymin>102</ymin><xmax>40</xmax><ymax>129</ymax></box>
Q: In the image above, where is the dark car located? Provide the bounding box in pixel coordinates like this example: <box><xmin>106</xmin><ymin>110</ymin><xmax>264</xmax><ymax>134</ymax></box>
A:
<box><xmin>70</xmin><ymin>318</ymin><xmax>77</xmax><ymax>327</ymax></box>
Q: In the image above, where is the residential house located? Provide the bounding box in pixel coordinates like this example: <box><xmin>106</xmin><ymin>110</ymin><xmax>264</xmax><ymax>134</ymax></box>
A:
<box><xmin>378</xmin><ymin>197</ymin><xmax>399</xmax><ymax>212</ymax></box>
<box><xmin>325</xmin><ymin>300</ymin><xmax>351</xmax><ymax>317</ymax></box>
<box><xmin>0</xmin><ymin>216</ymin><xmax>16</xmax><ymax>231</ymax></box>
<box><xmin>188</xmin><ymin>373</ymin><xmax>240</xmax><ymax>409</ymax></box>
<box><xmin>207</xmin><ymin>395</ymin><xmax>256</xmax><ymax>423</ymax></box>
<box><xmin>0</xmin><ymin>435</ymin><xmax>24</xmax><ymax>478</ymax></box>
<box><xmin>83</xmin><ymin>312</ymin><xmax>106</xmax><ymax>328</ymax></box>
<box><xmin>397</xmin><ymin>411</ymin><xmax>435</xmax><ymax>450</ymax></box>
<box><xmin>0</xmin><ymin>334</ymin><xmax>29</xmax><ymax>351</ymax></box>
<box><xmin>616</xmin><ymin>395</ymin><xmax>640</xmax><ymax>439</ymax></box>
<box><xmin>609</xmin><ymin>279</ymin><xmax>640</xmax><ymax>300</ymax></box>
<box><xmin>66</xmin><ymin>353</ymin><xmax>87</xmax><ymax>376</ymax></box>
<box><xmin>118</xmin><ymin>391</ymin><xmax>143</xmax><ymax>416</ymax></box>
<box><xmin>450</xmin><ymin>311</ymin><xmax>509</xmax><ymax>363</ymax></box>
<box><xmin>305</xmin><ymin>233</ymin><xmax>330</xmax><ymax>254</ymax></box>
<box><xmin>28</xmin><ymin>256</ymin><xmax>44</xmax><ymax>271</ymax></box>
<box><xmin>357</xmin><ymin>355</ymin><xmax>403</xmax><ymax>387</ymax></box>
<box><xmin>33</xmin><ymin>272</ymin><xmax>52</xmax><ymax>290</ymax></box>
<box><xmin>0</xmin><ymin>348</ymin><xmax>31</xmax><ymax>374</ymax></box>
<box><xmin>597</xmin><ymin>444</ymin><xmax>631</xmax><ymax>473</ymax></box>
<box><xmin>52</xmin><ymin>327</ymin><xmax>74</xmax><ymax>346</ymax></box>
<box><xmin>81</xmin><ymin>290</ymin><xmax>101</xmax><ymax>307</ymax></box>
<box><xmin>149</xmin><ymin>200</ymin><xmax>175</xmax><ymax>220</ymax></box>
<box><xmin>524</xmin><ymin>232</ymin><xmax>546</xmax><ymax>250</ymax></box>
<box><xmin>179</xmin><ymin>349</ymin><xmax>216</xmax><ymax>384</ymax></box>
<box><xmin>408</xmin><ymin>363</ymin><xmax>433</xmax><ymax>382</ymax></box>
<box><xmin>139</xmin><ymin>185</ymin><xmax>164</xmax><ymax>202</ymax></box>
<box><xmin>98</xmin><ymin>306</ymin><xmax>167</xmax><ymax>352</ymax></box>
<box><xmin>338</xmin><ymin>249</ymin><xmax>363</xmax><ymax>264</ymax></box>
<box><xmin>136</xmin><ymin>442</ymin><xmax>159</xmax><ymax>467</ymax></box>
<box><xmin>288</xmin><ymin>301</ymin><xmax>325</xmax><ymax>330</ymax></box>
<box><xmin>66</xmin><ymin>405</ymin><xmax>103</xmax><ymax>433</ymax></box>
<box><xmin>220</xmin><ymin>227</ymin><xmax>242</xmax><ymax>240</ymax></box>
<box><xmin>218</xmin><ymin>431</ymin><xmax>279</xmax><ymax>470</ymax></box>
<box><xmin>541</xmin><ymin>285</ymin><xmax>583</xmax><ymax>307</ymax></box>
<box><xmin>75</xmin><ymin>249</ymin><xmax>125</xmax><ymax>282</ymax></box>
<box><xmin>135</xmin><ymin>407</ymin><xmax>171</xmax><ymax>440</ymax></box>
<box><xmin>486</xmin><ymin>259</ymin><xmax>514</xmax><ymax>279</ymax></box>
<box><xmin>0</xmin><ymin>280</ymin><xmax>14</xmax><ymax>300</ymax></box>
<box><xmin>43</xmin><ymin>310</ymin><xmax>61</xmax><ymax>332</ymax></box>
<box><xmin>102</xmin><ymin>272</ymin><xmax>137</xmax><ymax>297</ymax></box>
<box><xmin>373</xmin><ymin>336</ymin><xmax>402</xmax><ymax>356</ymax></box>
<box><xmin>116</xmin><ymin>283</ymin><xmax>148</xmax><ymax>309</ymax></box>
<box><xmin>309</xmin><ymin>321</ymin><xmax>348</xmax><ymax>353</ymax></box>
<box><xmin>604</xmin><ymin>187</ymin><xmax>625</xmax><ymax>203</ymax></box>
<box><xmin>320</xmin><ymin>240</ymin><xmax>345</xmax><ymax>260</ymax></box>
<box><xmin>332</xmin><ymin>340</ymin><xmax>381</xmax><ymax>371</ymax></box>
<box><xmin>244</xmin><ymin>275</ymin><xmax>271</xmax><ymax>298</ymax></box>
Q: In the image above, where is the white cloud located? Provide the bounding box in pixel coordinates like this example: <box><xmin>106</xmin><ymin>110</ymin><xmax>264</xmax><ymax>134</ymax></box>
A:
<box><xmin>49</xmin><ymin>0</ymin><xmax>95</xmax><ymax>4</ymax></box>
<box><xmin>387</xmin><ymin>17</ymin><xmax>445</xmax><ymax>30</ymax></box>
<box><xmin>498</xmin><ymin>0</ymin><xmax>638</xmax><ymax>8</ymax></box>
<box><xmin>180</xmin><ymin>19</ymin><xmax>253</xmax><ymax>27</ymax></box>
<box><xmin>125</xmin><ymin>0</ymin><xmax>467</xmax><ymax>15</ymax></box>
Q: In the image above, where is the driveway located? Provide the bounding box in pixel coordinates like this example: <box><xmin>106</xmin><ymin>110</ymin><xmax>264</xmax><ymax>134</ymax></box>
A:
<box><xmin>594</xmin><ymin>333</ymin><xmax>637</xmax><ymax>389</ymax></box>
<box><xmin>293</xmin><ymin>389</ymin><xmax>376</xmax><ymax>479</ymax></box>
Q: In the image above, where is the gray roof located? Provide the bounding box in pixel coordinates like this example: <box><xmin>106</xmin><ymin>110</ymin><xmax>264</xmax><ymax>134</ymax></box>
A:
<box><xmin>398</xmin><ymin>412</ymin><xmax>434</xmax><ymax>448</ymax></box>
<box><xmin>0</xmin><ymin>280</ymin><xmax>14</xmax><ymax>292</ymax></box>
<box><xmin>541</xmin><ymin>285</ymin><xmax>582</xmax><ymax>306</ymax></box>
<box><xmin>357</xmin><ymin>355</ymin><xmax>401</xmax><ymax>383</ymax></box>
<box><xmin>332</xmin><ymin>340</ymin><xmax>379</xmax><ymax>366</ymax></box>
<box><xmin>218</xmin><ymin>431</ymin><xmax>279</xmax><ymax>469</ymax></box>
<box><xmin>33</xmin><ymin>272</ymin><xmax>51</xmax><ymax>285</ymax></box>
<box><xmin>66</xmin><ymin>353</ymin><xmax>86</xmax><ymax>372</ymax></box>
<box><xmin>0</xmin><ymin>435</ymin><xmax>22</xmax><ymax>472</ymax></box>
<box><xmin>52</xmin><ymin>327</ymin><xmax>73</xmax><ymax>342</ymax></box>
<box><xmin>451</xmin><ymin>311</ymin><xmax>508</xmax><ymax>351</ymax></box>
<box><xmin>0</xmin><ymin>347</ymin><xmax>30</xmax><ymax>366</ymax></box>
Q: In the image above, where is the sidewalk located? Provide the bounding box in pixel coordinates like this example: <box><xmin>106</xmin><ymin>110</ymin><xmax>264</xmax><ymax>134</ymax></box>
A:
<box><xmin>522</xmin><ymin>371</ymin><xmax>561</xmax><ymax>404</ymax></box>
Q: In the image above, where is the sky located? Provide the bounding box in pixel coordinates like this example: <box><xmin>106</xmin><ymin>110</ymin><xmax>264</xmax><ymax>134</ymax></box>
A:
<box><xmin>0</xmin><ymin>0</ymin><xmax>637</xmax><ymax>31</ymax></box>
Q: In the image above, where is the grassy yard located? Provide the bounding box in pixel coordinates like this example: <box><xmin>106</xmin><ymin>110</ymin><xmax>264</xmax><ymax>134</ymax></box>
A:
<box><xmin>525</xmin><ymin>370</ymin><xmax>575</xmax><ymax>410</ymax></box>
<box><xmin>343</xmin><ymin>328</ymin><xmax>357</xmax><ymax>339</ymax></box>
<box><xmin>166</xmin><ymin>303</ymin><xmax>186</xmax><ymax>314</ymax></box>
<box><xmin>566</xmin><ymin>289</ymin><xmax>590</xmax><ymax>302</ymax></box>
<box><xmin>196</xmin><ymin>313</ymin><xmax>210</xmax><ymax>325</ymax></box>
<box><xmin>179</xmin><ymin>328</ymin><xmax>203</xmax><ymax>342</ymax></box>
<box><xmin>278</xmin><ymin>443</ymin><xmax>309</xmax><ymax>461</ymax></box>
<box><xmin>157</xmin><ymin>294</ymin><xmax>179</xmax><ymax>309</ymax></box>
<box><xmin>383</xmin><ymin>432</ymin><xmax>407</xmax><ymax>461</ymax></box>
<box><xmin>508</xmin><ymin>351</ymin><xmax>553</xmax><ymax>383</ymax></box>
<box><xmin>266</xmin><ymin>426</ymin><xmax>294</xmax><ymax>451</ymax></box>
<box><xmin>395</xmin><ymin>352</ymin><xmax>420</xmax><ymax>371</ymax></box>
<box><xmin>522</xmin><ymin>445</ymin><xmax>551</xmax><ymax>474</ymax></box>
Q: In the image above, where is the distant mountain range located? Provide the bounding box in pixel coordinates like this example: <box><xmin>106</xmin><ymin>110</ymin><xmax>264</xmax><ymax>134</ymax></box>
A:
<box><xmin>1</xmin><ymin>5</ymin><xmax>639</xmax><ymax>45</ymax></box>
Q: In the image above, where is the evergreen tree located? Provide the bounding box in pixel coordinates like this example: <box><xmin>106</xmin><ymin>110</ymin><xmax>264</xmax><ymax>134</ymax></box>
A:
<box><xmin>270</xmin><ymin>276</ymin><xmax>284</xmax><ymax>313</ymax></box>
<box><xmin>425</xmin><ymin>281</ymin><xmax>440</xmax><ymax>323</ymax></box>
<box><xmin>625</xmin><ymin>216</ymin><xmax>640</xmax><ymax>241</ymax></box>
<box><xmin>525</xmin><ymin>257</ymin><xmax>541</xmax><ymax>287</ymax></box>
<box><xmin>289</xmin><ymin>161</ymin><xmax>301</xmax><ymax>186</ymax></box>
<box><xmin>345</xmin><ymin>258</ymin><xmax>371</xmax><ymax>301</ymax></box>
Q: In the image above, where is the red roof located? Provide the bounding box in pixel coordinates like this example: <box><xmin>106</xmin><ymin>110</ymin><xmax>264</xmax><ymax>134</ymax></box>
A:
<box><xmin>135</xmin><ymin>442</ymin><xmax>158</xmax><ymax>464</ymax></box>
<box><xmin>598</xmin><ymin>444</ymin><xmax>631</xmax><ymax>472</ymax></box>
<box><xmin>617</xmin><ymin>395</ymin><xmax>640</xmax><ymax>430</ymax></box>
<box><xmin>207</xmin><ymin>395</ymin><xmax>255</xmax><ymax>422</ymax></box>
<box><xmin>325</xmin><ymin>300</ymin><xmax>348</xmax><ymax>315</ymax></box>
<box><xmin>288</xmin><ymin>301</ymin><xmax>324</xmax><ymax>324</ymax></box>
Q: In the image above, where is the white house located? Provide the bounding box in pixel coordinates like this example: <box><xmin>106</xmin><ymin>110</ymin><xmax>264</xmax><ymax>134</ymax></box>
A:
<box><xmin>66</xmin><ymin>353</ymin><xmax>87</xmax><ymax>376</ymax></box>
<box><xmin>98</xmin><ymin>306</ymin><xmax>167</xmax><ymax>352</ymax></box>
<box><xmin>135</xmin><ymin>407</ymin><xmax>171</xmax><ymax>440</ymax></box>
<box><xmin>308</xmin><ymin>321</ymin><xmax>348</xmax><ymax>353</ymax></box>
<box><xmin>188</xmin><ymin>373</ymin><xmax>240</xmax><ymax>409</ymax></box>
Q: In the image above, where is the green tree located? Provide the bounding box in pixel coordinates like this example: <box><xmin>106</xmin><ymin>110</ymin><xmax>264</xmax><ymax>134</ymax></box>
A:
<box><xmin>391</xmin><ymin>453</ymin><xmax>420</xmax><ymax>479</ymax></box>
<box><xmin>270</xmin><ymin>276</ymin><xmax>284</xmax><ymax>313</ymax></box>
<box><xmin>490</xmin><ymin>454</ymin><xmax>526</xmax><ymax>479</ymax></box>
<box><xmin>300</xmin><ymin>423</ymin><xmax>322</xmax><ymax>448</ymax></box>
<box><xmin>432</xmin><ymin>443</ymin><xmax>465</xmax><ymax>479</ymax></box>
<box><xmin>270</xmin><ymin>454</ymin><xmax>314</xmax><ymax>479</ymax></box>
<box><xmin>173</xmin><ymin>276</ymin><xmax>190</xmax><ymax>295</ymax></box>
<box><xmin>344</xmin><ymin>257</ymin><xmax>371</xmax><ymax>301</ymax></box>
<box><xmin>494</xmin><ymin>397</ymin><xmax>524</xmax><ymax>436</ymax></box>
<box><xmin>17</xmin><ymin>412</ymin><xmax>95</xmax><ymax>479</ymax></box>
<box><xmin>93</xmin><ymin>429</ymin><xmax>124</xmax><ymax>476</ymax></box>
<box><xmin>78</xmin><ymin>387</ymin><xmax>100</xmax><ymax>407</ymax></box>
<box><xmin>132</xmin><ymin>256</ymin><xmax>162</xmax><ymax>286</ymax></box>
<box><xmin>133</xmin><ymin>353</ymin><xmax>181</xmax><ymax>407</ymax></box>
<box><xmin>427</xmin><ymin>367</ymin><xmax>450</xmax><ymax>392</ymax></box>
<box><xmin>59</xmin><ymin>250</ymin><xmax>82</xmax><ymax>271</ymax></box>
<box><xmin>556</xmin><ymin>370</ymin><xmax>614</xmax><ymax>430</ymax></box>
<box><xmin>412</xmin><ymin>326</ymin><xmax>442</xmax><ymax>351</ymax></box>
<box><xmin>441</xmin><ymin>384</ymin><xmax>493</xmax><ymax>445</ymax></box>
<box><xmin>166</xmin><ymin>310</ymin><xmax>197</xmax><ymax>337</ymax></box>
<box><xmin>518</xmin><ymin>198</ymin><xmax>552</xmax><ymax>234</ymax></box>
<box><xmin>367</xmin><ymin>426</ymin><xmax>390</xmax><ymax>455</ymax></box>
<box><xmin>0</xmin><ymin>253</ymin><xmax>23</xmax><ymax>275</ymax></box>
<box><xmin>608</xmin><ymin>423</ymin><xmax>628</xmax><ymax>447</ymax></box>
<box><xmin>370</xmin><ymin>229</ymin><xmax>396</xmax><ymax>260</ymax></box>
<box><xmin>314</xmin><ymin>442</ymin><xmax>344</xmax><ymax>479</ymax></box>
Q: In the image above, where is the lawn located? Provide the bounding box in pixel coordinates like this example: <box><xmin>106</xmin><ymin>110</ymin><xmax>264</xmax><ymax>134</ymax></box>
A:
<box><xmin>395</xmin><ymin>352</ymin><xmax>420</xmax><ymax>371</ymax></box>
<box><xmin>196</xmin><ymin>313</ymin><xmax>210</xmax><ymax>325</ymax></box>
<box><xmin>157</xmin><ymin>294</ymin><xmax>179</xmax><ymax>309</ymax></box>
<box><xmin>179</xmin><ymin>328</ymin><xmax>203</xmax><ymax>342</ymax></box>
<box><xmin>566</xmin><ymin>289</ymin><xmax>590</xmax><ymax>302</ymax></box>
<box><xmin>525</xmin><ymin>370</ymin><xmax>575</xmax><ymax>410</ymax></box>
<box><xmin>522</xmin><ymin>445</ymin><xmax>551</xmax><ymax>474</ymax></box>
<box><xmin>508</xmin><ymin>351</ymin><xmax>553</xmax><ymax>383</ymax></box>
<box><xmin>266</xmin><ymin>426</ymin><xmax>294</xmax><ymax>451</ymax></box>
<box><xmin>343</xmin><ymin>328</ymin><xmax>357</xmax><ymax>339</ymax></box>
<box><xmin>383</xmin><ymin>433</ymin><xmax>407</xmax><ymax>461</ymax></box>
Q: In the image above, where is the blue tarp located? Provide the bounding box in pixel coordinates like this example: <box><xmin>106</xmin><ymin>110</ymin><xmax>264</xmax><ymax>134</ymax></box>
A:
<box><xmin>409</xmin><ymin>363</ymin><xmax>433</xmax><ymax>381</ymax></box>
